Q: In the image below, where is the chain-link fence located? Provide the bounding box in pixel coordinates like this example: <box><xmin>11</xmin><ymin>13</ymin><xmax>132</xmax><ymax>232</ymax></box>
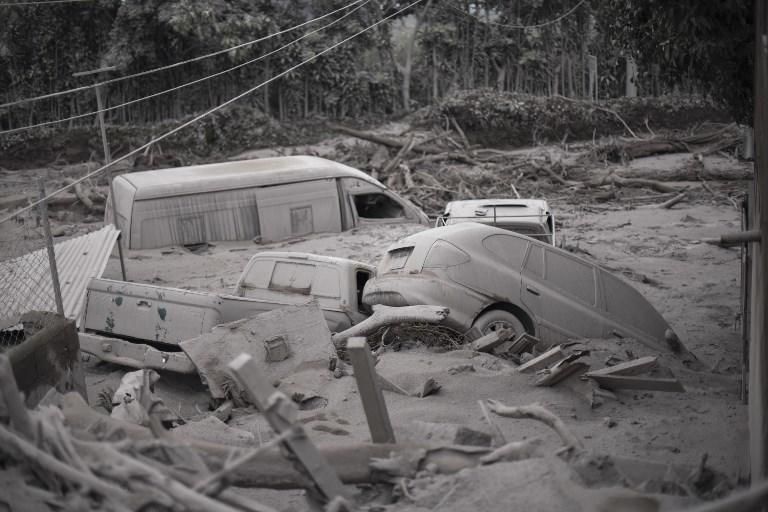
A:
<box><xmin>0</xmin><ymin>188</ymin><xmax>64</xmax><ymax>350</ymax></box>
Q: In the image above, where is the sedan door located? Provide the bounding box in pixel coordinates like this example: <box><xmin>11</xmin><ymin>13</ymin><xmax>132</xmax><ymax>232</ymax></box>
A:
<box><xmin>521</xmin><ymin>245</ymin><xmax>605</xmax><ymax>344</ymax></box>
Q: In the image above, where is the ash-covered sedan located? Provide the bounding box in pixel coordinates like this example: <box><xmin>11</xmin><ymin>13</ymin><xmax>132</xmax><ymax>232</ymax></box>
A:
<box><xmin>363</xmin><ymin>223</ymin><xmax>682</xmax><ymax>353</ymax></box>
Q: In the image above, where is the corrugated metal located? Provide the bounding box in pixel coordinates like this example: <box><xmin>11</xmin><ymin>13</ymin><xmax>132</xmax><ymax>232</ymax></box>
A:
<box><xmin>0</xmin><ymin>226</ymin><xmax>119</xmax><ymax>327</ymax></box>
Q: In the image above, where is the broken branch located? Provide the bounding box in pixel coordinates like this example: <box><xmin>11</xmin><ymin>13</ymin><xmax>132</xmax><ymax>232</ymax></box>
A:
<box><xmin>485</xmin><ymin>401</ymin><xmax>583</xmax><ymax>450</ymax></box>
<box><xmin>332</xmin><ymin>305</ymin><xmax>449</xmax><ymax>347</ymax></box>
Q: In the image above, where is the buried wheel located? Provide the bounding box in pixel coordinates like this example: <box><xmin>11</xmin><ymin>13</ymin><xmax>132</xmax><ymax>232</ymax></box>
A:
<box><xmin>472</xmin><ymin>309</ymin><xmax>526</xmax><ymax>337</ymax></box>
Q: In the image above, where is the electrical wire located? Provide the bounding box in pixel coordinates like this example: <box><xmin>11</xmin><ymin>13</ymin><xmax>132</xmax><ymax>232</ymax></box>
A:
<box><xmin>445</xmin><ymin>0</ymin><xmax>586</xmax><ymax>30</ymax></box>
<box><xmin>0</xmin><ymin>0</ymin><xmax>93</xmax><ymax>5</ymax></box>
<box><xmin>0</xmin><ymin>0</ymin><xmax>371</xmax><ymax>135</ymax></box>
<box><xmin>0</xmin><ymin>0</ymin><xmax>426</xmax><ymax>224</ymax></box>
<box><xmin>0</xmin><ymin>0</ymin><xmax>365</xmax><ymax>109</ymax></box>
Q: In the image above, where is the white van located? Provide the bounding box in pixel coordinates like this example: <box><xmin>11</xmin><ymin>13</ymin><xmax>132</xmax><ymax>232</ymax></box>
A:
<box><xmin>106</xmin><ymin>156</ymin><xmax>429</xmax><ymax>249</ymax></box>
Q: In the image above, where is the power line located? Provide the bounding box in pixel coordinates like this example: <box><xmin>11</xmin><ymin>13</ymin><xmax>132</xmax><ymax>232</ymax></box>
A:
<box><xmin>446</xmin><ymin>0</ymin><xmax>586</xmax><ymax>30</ymax></box>
<box><xmin>0</xmin><ymin>0</ymin><xmax>94</xmax><ymax>5</ymax></box>
<box><xmin>0</xmin><ymin>0</ymin><xmax>426</xmax><ymax>224</ymax></box>
<box><xmin>0</xmin><ymin>0</ymin><xmax>371</xmax><ymax>135</ymax></box>
<box><xmin>0</xmin><ymin>0</ymin><xmax>365</xmax><ymax>109</ymax></box>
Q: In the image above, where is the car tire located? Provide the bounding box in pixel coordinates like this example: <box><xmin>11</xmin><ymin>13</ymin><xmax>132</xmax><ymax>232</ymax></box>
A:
<box><xmin>473</xmin><ymin>309</ymin><xmax>526</xmax><ymax>337</ymax></box>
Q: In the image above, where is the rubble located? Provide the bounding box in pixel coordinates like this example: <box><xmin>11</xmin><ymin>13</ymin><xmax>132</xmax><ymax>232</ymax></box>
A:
<box><xmin>180</xmin><ymin>303</ymin><xmax>336</xmax><ymax>401</ymax></box>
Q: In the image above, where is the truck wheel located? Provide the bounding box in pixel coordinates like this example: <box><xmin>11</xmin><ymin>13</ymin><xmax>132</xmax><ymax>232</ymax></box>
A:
<box><xmin>473</xmin><ymin>310</ymin><xmax>525</xmax><ymax>337</ymax></box>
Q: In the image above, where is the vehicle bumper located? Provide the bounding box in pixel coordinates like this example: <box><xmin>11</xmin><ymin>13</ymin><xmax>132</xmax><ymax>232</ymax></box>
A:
<box><xmin>362</xmin><ymin>274</ymin><xmax>485</xmax><ymax>332</ymax></box>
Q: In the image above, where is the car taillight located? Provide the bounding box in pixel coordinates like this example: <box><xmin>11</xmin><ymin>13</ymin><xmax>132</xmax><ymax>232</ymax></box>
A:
<box><xmin>381</xmin><ymin>247</ymin><xmax>413</xmax><ymax>272</ymax></box>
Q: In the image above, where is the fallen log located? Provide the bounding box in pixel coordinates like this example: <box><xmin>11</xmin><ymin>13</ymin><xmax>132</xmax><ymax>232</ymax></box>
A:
<box><xmin>616</xmin><ymin>166</ymin><xmax>752</xmax><ymax>182</ymax></box>
<box><xmin>580</xmin><ymin>174</ymin><xmax>680</xmax><ymax>193</ymax></box>
<box><xmin>659</xmin><ymin>190</ymin><xmax>688</xmax><ymax>209</ymax></box>
<box><xmin>61</xmin><ymin>392</ymin><xmax>491</xmax><ymax>489</ymax></box>
<box><xmin>331</xmin><ymin>305</ymin><xmax>449</xmax><ymax>348</ymax></box>
<box><xmin>328</xmin><ymin>123</ymin><xmax>446</xmax><ymax>155</ymax></box>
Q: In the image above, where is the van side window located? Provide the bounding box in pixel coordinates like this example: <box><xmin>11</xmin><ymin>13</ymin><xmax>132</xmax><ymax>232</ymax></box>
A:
<box><xmin>482</xmin><ymin>234</ymin><xmax>528</xmax><ymax>269</ymax></box>
<box><xmin>544</xmin><ymin>250</ymin><xmax>596</xmax><ymax>305</ymax></box>
<box><xmin>524</xmin><ymin>245</ymin><xmax>544</xmax><ymax>278</ymax></box>
<box><xmin>353</xmin><ymin>193</ymin><xmax>405</xmax><ymax>218</ymax></box>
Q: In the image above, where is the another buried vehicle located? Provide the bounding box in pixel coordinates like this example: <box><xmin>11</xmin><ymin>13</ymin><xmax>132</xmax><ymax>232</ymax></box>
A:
<box><xmin>363</xmin><ymin>223</ymin><xmax>682</xmax><ymax>353</ymax></box>
<box><xmin>436</xmin><ymin>198</ymin><xmax>555</xmax><ymax>245</ymax></box>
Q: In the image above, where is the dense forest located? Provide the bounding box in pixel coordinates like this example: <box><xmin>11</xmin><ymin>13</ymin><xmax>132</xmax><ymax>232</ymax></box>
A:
<box><xmin>0</xmin><ymin>0</ymin><xmax>754</xmax><ymax>134</ymax></box>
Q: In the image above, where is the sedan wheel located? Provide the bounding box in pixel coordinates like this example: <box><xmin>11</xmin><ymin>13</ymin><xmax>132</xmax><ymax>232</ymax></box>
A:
<box><xmin>473</xmin><ymin>310</ymin><xmax>526</xmax><ymax>337</ymax></box>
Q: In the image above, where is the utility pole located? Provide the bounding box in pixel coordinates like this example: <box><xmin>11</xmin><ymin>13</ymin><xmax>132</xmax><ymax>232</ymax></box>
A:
<box><xmin>750</xmin><ymin>0</ymin><xmax>768</xmax><ymax>494</ymax></box>
<box><xmin>73</xmin><ymin>66</ymin><xmax>127</xmax><ymax>280</ymax></box>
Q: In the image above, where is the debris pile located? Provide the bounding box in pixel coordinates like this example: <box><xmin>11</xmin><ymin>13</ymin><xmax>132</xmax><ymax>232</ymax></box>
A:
<box><xmin>432</xmin><ymin>90</ymin><xmax>733</xmax><ymax>147</ymax></box>
<box><xmin>329</xmin><ymin>120</ymin><xmax>748</xmax><ymax>217</ymax></box>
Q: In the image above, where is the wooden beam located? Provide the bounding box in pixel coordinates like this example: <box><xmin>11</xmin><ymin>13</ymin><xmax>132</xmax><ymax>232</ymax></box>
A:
<box><xmin>534</xmin><ymin>361</ymin><xmax>589</xmax><ymax>387</ymax></box>
<box><xmin>471</xmin><ymin>328</ymin><xmax>514</xmax><ymax>352</ymax></box>
<box><xmin>517</xmin><ymin>346</ymin><xmax>564</xmax><ymax>373</ymax></box>
<box><xmin>506</xmin><ymin>333</ymin><xmax>540</xmax><ymax>355</ymax></box>
<box><xmin>346</xmin><ymin>337</ymin><xmax>396</xmax><ymax>444</ymax></box>
<box><xmin>0</xmin><ymin>355</ymin><xmax>34</xmax><ymax>438</ymax></box>
<box><xmin>751</xmin><ymin>0</ymin><xmax>768</xmax><ymax>488</ymax></box>
<box><xmin>227</xmin><ymin>354</ymin><xmax>348</xmax><ymax>502</ymax></box>
<box><xmin>587</xmin><ymin>374</ymin><xmax>685</xmax><ymax>393</ymax></box>
<box><xmin>584</xmin><ymin>356</ymin><xmax>658</xmax><ymax>378</ymax></box>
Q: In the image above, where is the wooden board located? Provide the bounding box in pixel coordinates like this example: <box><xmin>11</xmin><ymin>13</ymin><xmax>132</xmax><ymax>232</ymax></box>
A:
<box><xmin>517</xmin><ymin>346</ymin><xmax>564</xmax><ymax>374</ymax></box>
<box><xmin>584</xmin><ymin>356</ymin><xmax>658</xmax><ymax>377</ymax></box>
<box><xmin>588</xmin><ymin>374</ymin><xmax>685</xmax><ymax>393</ymax></box>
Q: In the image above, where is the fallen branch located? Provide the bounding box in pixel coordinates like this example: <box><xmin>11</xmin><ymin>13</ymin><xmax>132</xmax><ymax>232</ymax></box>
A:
<box><xmin>479</xmin><ymin>438</ymin><xmax>543</xmax><ymax>465</ymax></box>
<box><xmin>332</xmin><ymin>305</ymin><xmax>449</xmax><ymax>348</ymax></box>
<box><xmin>485</xmin><ymin>400</ymin><xmax>583</xmax><ymax>450</ymax></box>
<box><xmin>0</xmin><ymin>422</ymin><xmax>132</xmax><ymax>504</ymax></box>
<box><xmin>659</xmin><ymin>190</ymin><xmax>688</xmax><ymax>209</ymax></box>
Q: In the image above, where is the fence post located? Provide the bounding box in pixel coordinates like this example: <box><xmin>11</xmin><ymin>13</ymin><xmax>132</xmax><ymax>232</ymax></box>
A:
<box><xmin>37</xmin><ymin>179</ymin><xmax>64</xmax><ymax>316</ymax></box>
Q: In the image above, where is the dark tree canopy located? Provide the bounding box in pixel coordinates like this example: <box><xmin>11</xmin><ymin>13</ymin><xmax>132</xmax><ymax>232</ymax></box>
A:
<box><xmin>0</xmin><ymin>0</ymin><xmax>756</xmax><ymax>130</ymax></box>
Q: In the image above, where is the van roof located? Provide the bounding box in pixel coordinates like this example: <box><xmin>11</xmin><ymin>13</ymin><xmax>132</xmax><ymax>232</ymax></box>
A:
<box><xmin>120</xmin><ymin>156</ymin><xmax>383</xmax><ymax>200</ymax></box>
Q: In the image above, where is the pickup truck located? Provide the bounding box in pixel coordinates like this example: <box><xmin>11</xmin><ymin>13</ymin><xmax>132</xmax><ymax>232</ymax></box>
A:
<box><xmin>78</xmin><ymin>252</ymin><xmax>375</xmax><ymax>372</ymax></box>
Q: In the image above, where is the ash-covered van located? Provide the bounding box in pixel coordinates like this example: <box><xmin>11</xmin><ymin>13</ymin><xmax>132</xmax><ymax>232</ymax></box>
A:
<box><xmin>106</xmin><ymin>156</ymin><xmax>429</xmax><ymax>249</ymax></box>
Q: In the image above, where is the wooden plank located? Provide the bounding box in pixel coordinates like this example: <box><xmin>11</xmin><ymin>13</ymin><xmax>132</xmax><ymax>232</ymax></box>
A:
<box><xmin>588</xmin><ymin>374</ymin><xmax>685</xmax><ymax>393</ymax></box>
<box><xmin>534</xmin><ymin>361</ymin><xmax>589</xmax><ymax>387</ymax></box>
<box><xmin>346</xmin><ymin>337</ymin><xmax>396</xmax><ymax>444</ymax></box>
<box><xmin>751</xmin><ymin>0</ymin><xmax>768</xmax><ymax>489</ymax></box>
<box><xmin>0</xmin><ymin>355</ymin><xmax>33</xmax><ymax>438</ymax></box>
<box><xmin>584</xmin><ymin>356</ymin><xmax>658</xmax><ymax>378</ymax></box>
<box><xmin>227</xmin><ymin>354</ymin><xmax>348</xmax><ymax>502</ymax></box>
<box><xmin>471</xmin><ymin>328</ymin><xmax>514</xmax><ymax>352</ymax></box>
<box><xmin>517</xmin><ymin>346</ymin><xmax>564</xmax><ymax>373</ymax></box>
<box><xmin>506</xmin><ymin>333</ymin><xmax>539</xmax><ymax>355</ymax></box>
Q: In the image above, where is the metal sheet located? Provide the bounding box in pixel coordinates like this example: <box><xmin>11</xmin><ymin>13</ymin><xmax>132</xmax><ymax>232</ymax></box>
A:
<box><xmin>0</xmin><ymin>225</ymin><xmax>120</xmax><ymax>327</ymax></box>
